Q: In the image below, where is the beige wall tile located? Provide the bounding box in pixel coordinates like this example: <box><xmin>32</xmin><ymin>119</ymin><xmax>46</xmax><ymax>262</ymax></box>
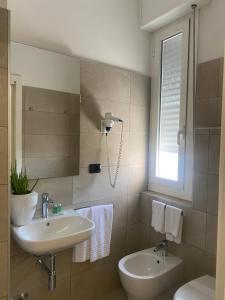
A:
<box><xmin>127</xmin><ymin>194</ymin><xmax>140</xmax><ymax>225</ymax></box>
<box><xmin>80</xmin><ymin>133</ymin><xmax>129</xmax><ymax>168</ymax></box>
<box><xmin>24</xmin><ymin>111</ymin><xmax>70</xmax><ymax>135</ymax></box>
<box><xmin>193</xmin><ymin>172</ymin><xmax>207</xmax><ymax>212</ymax></box>
<box><xmin>218</xmin><ymin>58</ymin><xmax>224</xmax><ymax>98</ymax></box>
<box><xmin>130</xmin><ymin>72</ymin><xmax>151</xmax><ymax>107</ymax></box>
<box><xmin>209</xmin><ymin>134</ymin><xmax>220</xmax><ymax>174</ymax></box>
<box><xmin>70</xmin><ymin>257</ymin><xmax>120</xmax><ymax>300</ymax></box>
<box><xmin>182</xmin><ymin>209</ymin><xmax>206</xmax><ymax>250</ymax></box>
<box><xmin>0</xmin><ymin>0</ymin><xmax>7</xmax><ymax>8</ymax></box>
<box><xmin>80</xmin><ymin>97</ymin><xmax>130</xmax><ymax>134</ymax></box>
<box><xmin>194</xmin><ymin>133</ymin><xmax>209</xmax><ymax>173</ymax></box>
<box><xmin>12</xmin><ymin>277</ymin><xmax>70</xmax><ymax>300</ymax></box>
<box><xmin>197</xmin><ymin>59</ymin><xmax>220</xmax><ymax>99</ymax></box>
<box><xmin>206</xmin><ymin>214</ymin><xmax>218</xmax><ymax>255</ymax></box>
<box><xmin>81</xmin><ymin>60</ymin><xmax>131</xmax><ymax>104</ymax></box>
<box><xmin>169</xmin><ymin>242</ymin><xmax>206</xmax><ymax>282</ymax></box>
<box><xmin>11</xmin><ymin>237</ymin><xmax>25</xmax><ymax>257</ymax></box>
<box><xmin>0</xmin><ymin>9</ymin><xmax>8</xmax><ymax>69</ymax></box>
<box><xmin>0</xmin><ymin>242</ymin><xmax>8</xmax><ymax>298</ymax></box>
<box><xmin>25</xmin><ymin>134</ymin><xmax>71</xmax><ymax>158</ymax></box>
<box><xmin>0</xmin><ymin>127</ymin><xmax>8</xmax><ymax>184</ymax></box>
<box><xmin>206</xmin><ymin>253</ymin><xmax>216</xmax><ymax>277</ymax></box>
<box><xmin>139</xmin><ymin>224</ymin><xmax>151</xmax><ymax>250</ymax></box>
<box><xmin>73</xmin><ymin>166</ymin><xmax>128</xmax><ymax>203</ymax></box>
<box><xmin>111</xmin><ymin>226</ymin><xmax>127</xmax><ymax>257</ymax></box>
<box><xmin>23</xmin><ymin>86</ymin><xmax>80</xmax><ymax>114</ymax></box>
<box><xmin>26</xmin><ymin>276</ymin><xmax>70</xmax><ymax>300</ymax></box>
<box><xmin>207</xmin><ymin>174</ymin><xmax>219</xmax><ymax>215</ymax></box>
<box><xmin>217</xmin><ymin>97</ymin><xmax>222</xmax><ymax>126</ymax></box>
<box><xmin>126</xmin><ymin>224</ymin><xmax>142</xmax><ymax>254</ymax></box>
<box><xmin>129</xmin><ymin>104</ymin><xmax>149</xmax><ymax>135</ymax></box>
<box><xmin>70</xmin><ymin>113</ymin><xmax>80</xmax><ymax>135</ymax></box>
<box><xmin>128</xmin><ymin>164</ymin><xmax>148</xmax><ymax>195</ymax></box>
<box><xmin>195</xmin><ymin>98</ymin><xmax>218</xmax><ymax>128</ymax></box>
<box><xmin>29</xmin><ymin>176</ymin><xmax>73</xmax><ymax>209</ymax></box>
<box><xmin>0</xmin><ymin>68</ymin><xmax>8</xmax><ymax>127</ymax></box>
<box><xmin>25</xmin><ymin>157</ymin><xmax>75</xmax><ymax>179</ymax></box>
<box><xmin>11</xmin><ymin>250</ymin><xmax>71</xmax><ymax>295</ymax></box>
<box><xmin>73</xmin><ymin>194</ymin><xmax>128</xmax><ymax>229</ymax></box>
<box><xmin>140</xmin><ymin>192</ymin><xmax>152</xmax><ymax>225</ymax></box>
<box><xmin>23</xmin><ymin>86</ymin><xmax>69</xmax><ymax>113</ymax></box>
<box><xmin>129</xmin><ymin>134</ymin><xmax>149</xmax><ymax>165</ymax></box>
<box><xmin>0</xmin><ymin>185</ymin><xmax>8</xmax><ymax>242</ymax></box>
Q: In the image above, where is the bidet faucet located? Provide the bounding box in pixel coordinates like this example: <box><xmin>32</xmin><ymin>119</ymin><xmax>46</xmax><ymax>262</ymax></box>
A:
<box><xmin>41</xmin><ymin>193</ymin><xmax>54</xmax><ymax>218</ymax></box>
<box><xmin>154</xmin><ymin>239</ymin><xmax>168</xmax><ymax>257</ymax></box>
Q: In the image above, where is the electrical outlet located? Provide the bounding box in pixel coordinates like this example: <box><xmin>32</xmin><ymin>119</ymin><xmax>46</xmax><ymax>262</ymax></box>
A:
<box><xmin>89</xmin><ymin>164</ymin><xmax>101</xmax><ymax>174</ymax></box>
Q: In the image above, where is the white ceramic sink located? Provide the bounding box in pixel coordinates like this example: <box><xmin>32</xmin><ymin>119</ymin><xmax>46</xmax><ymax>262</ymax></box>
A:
<box><xmin>11</xmin><ymin>211</ymin><xmax>95</xmax><ymax>255</ymax></box>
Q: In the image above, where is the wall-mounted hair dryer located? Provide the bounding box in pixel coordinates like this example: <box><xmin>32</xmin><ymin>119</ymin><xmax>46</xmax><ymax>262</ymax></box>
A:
<box><xmin>101</xmin><ymin>112</ymin><xmax>124</xmax><ymax>188</ymax></box>
<box><xmin>101</xmin><ymin>112</ymin><xmax>123</xmax><ymax>134</ymax></box>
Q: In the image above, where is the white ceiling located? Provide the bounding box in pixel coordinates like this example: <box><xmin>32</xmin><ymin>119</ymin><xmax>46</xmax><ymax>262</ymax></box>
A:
<box><xmin>8</xmin><ymin>0</ymin><xmax>151</xmax><ymax>75</ymax></box>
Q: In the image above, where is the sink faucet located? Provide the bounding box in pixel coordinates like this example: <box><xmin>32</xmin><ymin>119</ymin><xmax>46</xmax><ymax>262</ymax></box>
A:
<box><xmin>154</xmin><ymin>239</ymin><xmax>168</xmax><ymax>257</ymax></box>
<box><xmin>42</xmin><ymin>193</ymin><xmax>54</xmax><ymax>218</ymax></box>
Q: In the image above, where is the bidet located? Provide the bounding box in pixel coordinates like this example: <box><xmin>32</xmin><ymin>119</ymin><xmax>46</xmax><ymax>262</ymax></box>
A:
<box><xmin>119</xmin><ymin>247</ymin><xmax>183</xmax><ymax>300</ymax></box>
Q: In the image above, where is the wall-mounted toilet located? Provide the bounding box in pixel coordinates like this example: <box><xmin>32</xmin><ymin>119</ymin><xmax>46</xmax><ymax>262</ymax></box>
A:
<box><xmin>174</xmin><ymin>275</ymin><xmax>215</xmax><ymax>300</ymax></box>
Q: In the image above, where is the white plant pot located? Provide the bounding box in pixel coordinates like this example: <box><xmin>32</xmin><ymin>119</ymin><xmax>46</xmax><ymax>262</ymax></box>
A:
<box><xmin>11</xmin><ymin>191</ymin><xmax>38</xmax><ymax>226</ymax></box>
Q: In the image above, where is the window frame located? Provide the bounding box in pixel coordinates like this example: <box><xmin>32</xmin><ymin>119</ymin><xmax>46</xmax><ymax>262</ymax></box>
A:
<box><xmin>149</xmin><ymin>17</ymin><xmax>194</xmax><ymax>201</ymax></box>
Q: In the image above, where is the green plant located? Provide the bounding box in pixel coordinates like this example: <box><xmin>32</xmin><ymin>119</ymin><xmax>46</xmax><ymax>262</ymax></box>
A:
<box><xmin>11</xmin><ymin>162</ymin><xmax>39</xmax><ymax>195</ymax></box>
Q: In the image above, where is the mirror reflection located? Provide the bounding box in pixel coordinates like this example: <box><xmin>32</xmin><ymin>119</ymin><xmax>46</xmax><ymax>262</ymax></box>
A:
<box><xmin>10</xmin><ymin>42</ymin><xmax>80</xmax><ymax>179</ymax></box>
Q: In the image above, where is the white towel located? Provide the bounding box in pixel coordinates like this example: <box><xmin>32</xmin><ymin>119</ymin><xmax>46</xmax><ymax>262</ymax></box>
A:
<box><xmin>165</xmin><ymin>205</ymin><xmax>183</xmax><ymax>244</ymax></box>
<box><xmin>90</xmin><ymin>204</ymin><xmax>113</xmax><ymax>262</ymax></box>
<box><xmin>151</xmin><ymin>200</ymin><xmax>166</xmax><ymax>234</ymax></box>
<box><xmin>72</xmin><ymin>207</ymin><xmax>92</xmax><ymax>262</ymax></box>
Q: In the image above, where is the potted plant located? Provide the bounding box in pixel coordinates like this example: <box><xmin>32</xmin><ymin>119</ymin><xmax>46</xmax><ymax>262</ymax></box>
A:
<box><xmin>11</xmin><ymin>162</ymin><xmax>39</xmax><ymax>226</ymax></box>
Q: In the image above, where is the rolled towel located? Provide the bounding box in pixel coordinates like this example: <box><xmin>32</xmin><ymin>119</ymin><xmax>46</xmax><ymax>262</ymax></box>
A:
<box><xmin>151</xmin><ymin>200</ymin><xmax>166</xmax><ymax>234</ymax></box>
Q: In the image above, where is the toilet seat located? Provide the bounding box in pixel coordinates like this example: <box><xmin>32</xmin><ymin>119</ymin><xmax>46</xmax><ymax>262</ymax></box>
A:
<box><xmin>174</xmin><ymin>275</ymin><xmax>215</xmax><ymax>300</ymax></box>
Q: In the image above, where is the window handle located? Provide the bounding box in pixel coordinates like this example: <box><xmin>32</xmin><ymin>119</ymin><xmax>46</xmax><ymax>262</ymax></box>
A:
<box><xmin>177</xmin><ymin>126</ymin><xmax>186</xmax><ymax>146</ymax></box>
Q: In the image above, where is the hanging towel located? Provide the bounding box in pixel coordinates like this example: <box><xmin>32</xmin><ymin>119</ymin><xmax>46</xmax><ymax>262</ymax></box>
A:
<box><xmin>165</xmin><ymin>205</ymin><xmax>183</xmax><ymax>244</ymax></box>
<box><xmin>72</xmin><ymin>207</ymin><xmax>92</xmax><ymax>262</ymax></box>
<box><xmin>90</xmin><ymin>204</ymin><xmax>113</xmax><ymax>262</ymax></box>
<box><xmin>151</xmin><ymin>200</ymin><xmax>166</xmax><ymax>234</ymax></box>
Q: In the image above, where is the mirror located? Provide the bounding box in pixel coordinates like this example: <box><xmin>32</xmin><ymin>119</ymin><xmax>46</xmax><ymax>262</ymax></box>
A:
<box><xmin>10</xmin><ymin>42</ymin><xmax>80</xmax><ymax>179</ymax></box>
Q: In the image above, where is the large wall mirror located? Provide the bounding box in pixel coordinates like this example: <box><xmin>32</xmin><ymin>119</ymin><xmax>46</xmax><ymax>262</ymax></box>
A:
<box><xmin>10</xmin><ymin>42</ymin><xmax>80</xmax><ymax>179</ymax></box>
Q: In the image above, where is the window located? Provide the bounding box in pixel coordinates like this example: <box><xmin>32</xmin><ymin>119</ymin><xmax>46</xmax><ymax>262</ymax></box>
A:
<box><xmin>149</xmin><ymin>18</ymin><xmax>193</xmax><ymax>201</ymax></box>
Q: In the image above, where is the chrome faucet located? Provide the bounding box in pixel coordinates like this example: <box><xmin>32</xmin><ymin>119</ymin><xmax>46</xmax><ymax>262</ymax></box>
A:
<box><xmin>154</xmin><ymin>239</ymin><xmax>168</xmax><ymax>257</ymax></box>
<box><xmin>42</xmin><ymin>193</ymin><xmax>54</xmax><ymax>218</ymax></box>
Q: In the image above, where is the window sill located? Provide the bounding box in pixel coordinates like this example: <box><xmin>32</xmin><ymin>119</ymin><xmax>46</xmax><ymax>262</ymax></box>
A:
<box><xmin>142</xmin><ymin>190</ymin><xmax>193</xmax><ymax>209</ymax></box>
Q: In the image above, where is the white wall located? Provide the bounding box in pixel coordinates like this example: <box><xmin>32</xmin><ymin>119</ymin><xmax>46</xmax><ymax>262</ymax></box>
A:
<box><xmin>198</xmin><ymin>0</ymin><xmax>225</xmax><ymax>62</ymax></box>
<box><xmin>141</xmin><ymin>0</ymin><xmax>225</xmax><ymax>63</ymax></box>
<box><xmin>140</xmin><ymin>0</ymin><xmax>210</xmax><ymax>31</ymax></box>
<box><xmin>141</xmin><ymin>0</ymin><xmax>185</xmax><ymax>27</ymax></box>
<box><xmin>8</xmin><ymin>0</ymin><xmax>151</xmax><ymax>76</ymax></box>
<box><xmin>11</xmin><ymin>42</ymin><xmax>80</xmax><ymax>94</ymax></box>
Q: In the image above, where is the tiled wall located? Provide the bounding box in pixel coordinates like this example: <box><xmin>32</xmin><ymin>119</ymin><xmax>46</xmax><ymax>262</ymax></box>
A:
<box><xmin>0</xmin><ymin>7</ymin><xmax>9</xmax><ymax>300</ymax></box>
<box><xmin>11</xmin><ymin>60</ymin><xmax>151</xmax><ymax>299</ymax></box>
<box><xmin>22</xmin><ymin>86</ymin><xmax>80</xmax><ymax>179</ymax></box>
<box><xmin>140</xmin><ymin>57</ymin><xmax>224</xmax><ymax>284</ymax></box>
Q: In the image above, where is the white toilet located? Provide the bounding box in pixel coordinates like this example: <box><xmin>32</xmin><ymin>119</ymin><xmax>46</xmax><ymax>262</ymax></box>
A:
<box><xmin>174</xmin><ymin>275</ymin><xmax>215</xmax><ymax>300</ymax></box>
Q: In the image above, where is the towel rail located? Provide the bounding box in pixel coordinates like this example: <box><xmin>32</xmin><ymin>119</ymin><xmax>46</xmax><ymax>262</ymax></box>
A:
<box><xmin>74</xmin><ymin>204</ymin><xmax>114</xmax><ymax>211</ymax></box>
<box><xmin>164</xmin><ymin>204</ymin><xmax>184</xmax><ymax>216</ymax></box>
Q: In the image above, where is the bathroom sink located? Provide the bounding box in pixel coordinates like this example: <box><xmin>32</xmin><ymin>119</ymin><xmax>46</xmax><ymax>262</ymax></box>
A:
<box><xmin>11</xmin><ymin>212</ymin><xmax>95</xmax><ymax>255</ymax></box>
